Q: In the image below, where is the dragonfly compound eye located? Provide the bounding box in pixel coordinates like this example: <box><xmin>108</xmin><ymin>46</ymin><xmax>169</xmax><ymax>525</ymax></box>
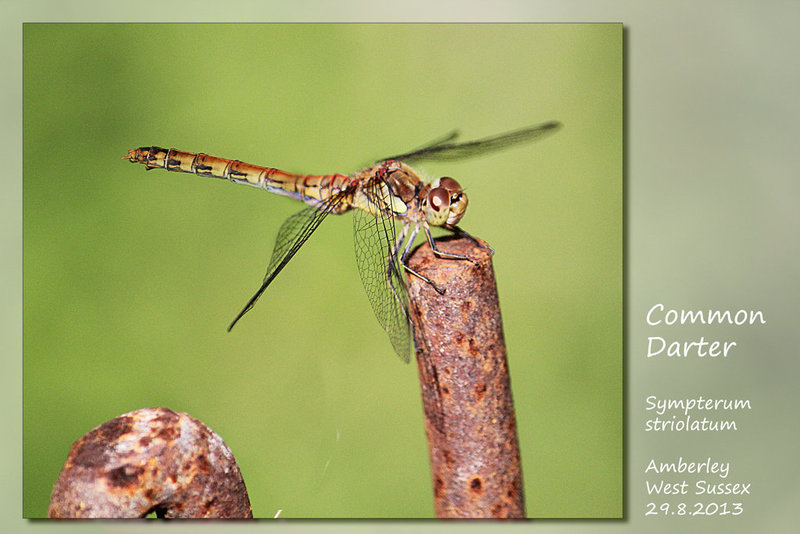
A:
<box><xmin>432</xmin><ymin>177</ymin><xmax>468</xmax><ymax>226</ymax></box>
<box><xmin>437</xmin><ymin>176</ymin><xmax>461</xmax><ymax>193</ymax></box>
<box><xmin>425</xmin><ymin>187</ymin><xmax>452</xmax><ymax>226</ymax></box>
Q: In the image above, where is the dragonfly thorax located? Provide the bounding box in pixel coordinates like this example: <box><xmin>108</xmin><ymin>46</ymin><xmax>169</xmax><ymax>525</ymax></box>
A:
<box><xmin>351</xmin><ymin>160</ymin><xmax>420</xmax><ymax>220</ymax></box>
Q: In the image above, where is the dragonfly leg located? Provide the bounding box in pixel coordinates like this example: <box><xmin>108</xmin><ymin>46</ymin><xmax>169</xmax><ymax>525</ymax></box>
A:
<box><xmin>424</xmin><ymin>226</ymin><xmax>480</xmax><ymax>266</ymax></box>
<box><xmin>447</xmin><ymin>224</ymin><xmax>495</xmax><ymax>254</ymax></box>
<box><xmin>385</xmin><ymin>224</ymin><xmax>409</xmax><ymax>282</ymax></box>
<box><xmin>398</xmin><ymin>225</ymin><xmax>446</xmax><ymax>294</ymax></box>
<box><xmin>382</xmin><ymin>225</ymin><xmax>428</xmax><ymax>330</ymax></box>
<box><xmin>404</xmin><ymin>264</ymin><xmax>446</xmax><ymax>295</ymax></box>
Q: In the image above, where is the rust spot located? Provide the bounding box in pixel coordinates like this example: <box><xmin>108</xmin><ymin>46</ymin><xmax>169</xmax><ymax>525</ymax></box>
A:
<box><xmin>196</xmin><ymin>454</ymin><xmax>211</xmax><ymax>473</ymax></box>
<box><xmin>139</xmin><ymin>436</ymin><xmax>152</xmax><ymax>447</ymax></box>
<box><xmin>434</xmin><ymin>476</ymin><xmax>444</xmax><ymax>498</ymax></box>
<box><xmin>441</xmin><ymin>386</ymin><xmax>450</xmax><ymax>395</ymax></box>
<box><xmin>491</xmin><ymin>503</ymin><xmax>504</xmax><ymax>517</ymax></box>
<box><xmin>169</xmin><ymin>474</ymin><xmax>178</xmax><ymax>484</ymax></box>
<box><xmin>72</xmin><ymin>417</ymin><xmax>137</xmax><ymax>468</ymax></box>
<box><xmin>144</xmin><ymin>488</ymin><xmax>156</xmax><ymax>501</ymax></box>
<box><xmin>460</xmin><ymin>300</ymin><xmax>473</xmax><ymax>313</ymax></box>
<box><xmin>106</xmin><ymin>465</ymin><xmax>144</xmax><ymax>488</ymax></box>
<box><xmin>156</xmin><ymin>426</ymin><xmax>179</xmax><ymax>441</ymax></box>
<box><xmin>443</xmin><ymin>449</ymin><xmax>454</xmax><ymax>467</ymax></box>
<box><xmin>474</xmin><ymin>383</ymin><xmax>487</xmax><ymax>402</ymax></box>
<box><xmin>469</xmin><ymin>476</ymin><xmax>483</xmax><ymax>494</ymax></box>
<box><xmin>102</xmin><ymin>416</ymin><xmax>134</xmax><ymax>439</ymax></box>
<box><xmin>152</xmin><ymin>410</ymin><xmax>179</xmax><ymax>425</ymax></box>
<box><xmin>70</xmin><ymin>440</ymin><xmax>108</xmax><ymax>468</ymax></box>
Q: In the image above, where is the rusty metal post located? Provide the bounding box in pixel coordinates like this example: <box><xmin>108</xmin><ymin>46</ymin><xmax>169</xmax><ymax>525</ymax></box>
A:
<box><xmin>49</xmin><ymin>407</ymin><xmax>252</xmax><ymax>519</ymax></box>
<box><xmin>406</xmin><ymin>236</ymin><xmax>525</xmax><ymax>519</ymax></box>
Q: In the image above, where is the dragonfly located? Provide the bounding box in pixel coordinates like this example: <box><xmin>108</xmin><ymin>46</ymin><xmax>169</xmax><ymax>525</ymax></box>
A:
<box><xmin>124</xmin><ymin>121</ymin><xmax>561</xmax><ymax>362</ymax></box>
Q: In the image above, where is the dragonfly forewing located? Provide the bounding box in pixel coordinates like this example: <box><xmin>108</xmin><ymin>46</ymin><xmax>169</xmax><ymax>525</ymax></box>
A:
<box><xmin>382</xmin><ymin>121</ymin><xmax>561</xmax><ymax>163</ymax></box>
<box><xmin>228</xmin><ymin>191</ymin><xmax>352</xmax><ymax>331</ymax></box>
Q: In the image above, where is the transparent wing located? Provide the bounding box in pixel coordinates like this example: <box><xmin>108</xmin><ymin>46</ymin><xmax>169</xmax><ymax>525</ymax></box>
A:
<box><xmin>228</xmin><ymin>190</ymin><xmax>350</xmax><ymax>331</ymax></box>
<box><xmin>382</xmin><ymin>120</ymin><xmax>561</xmax><ymax>163</ymax></box>
<box><xmin>352</xmin><ymin>181</ymin><xmax>412</xmax><ymax>362</ymax></box>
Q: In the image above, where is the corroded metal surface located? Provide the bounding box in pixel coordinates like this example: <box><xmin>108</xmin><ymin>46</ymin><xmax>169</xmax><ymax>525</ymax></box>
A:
<box><xmin>407</xmin><ymin>237</ymin><xmax>525</xmax><ymax>519</ymax></box>
<box><xmin>48</xmin><ymin>407</ymin><xmax>252</xmax><ymax>518</ymax></box>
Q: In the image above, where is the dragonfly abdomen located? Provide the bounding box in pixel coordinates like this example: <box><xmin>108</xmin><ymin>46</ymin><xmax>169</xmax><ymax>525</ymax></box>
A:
<box><xmin>124</xmin><ymin>146</ymin><xmax>353</xmax><ymax>211</ymax></box>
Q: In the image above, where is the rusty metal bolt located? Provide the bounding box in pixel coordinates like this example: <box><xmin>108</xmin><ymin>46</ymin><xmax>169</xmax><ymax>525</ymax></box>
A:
<box><xmin>407</xmin><ymin>236</ymin><xmax>525</xmax><ymax>519</ymax></box>
<box><xmin>48</xmin><ymin>407</ymin><xmax>252</xmax><ymax>518</ymax></box>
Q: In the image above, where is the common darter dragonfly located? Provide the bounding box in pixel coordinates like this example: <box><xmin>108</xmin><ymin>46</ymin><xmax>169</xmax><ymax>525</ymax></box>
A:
<box><xmin>124</xmin><ymin>121</ymin><xmax>561</xmax><ymax>361</ymax></box>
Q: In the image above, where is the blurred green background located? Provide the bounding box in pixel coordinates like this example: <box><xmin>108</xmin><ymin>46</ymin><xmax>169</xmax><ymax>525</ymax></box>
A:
<box><xmin>23</xmin><ymin>24</ymin><xmax>621</xmax><ymax>518</ymax></box>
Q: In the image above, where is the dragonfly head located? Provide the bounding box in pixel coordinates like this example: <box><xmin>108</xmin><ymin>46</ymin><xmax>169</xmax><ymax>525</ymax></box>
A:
<box><xmin>424</xmin><ymin>177</ymin><xmax>468</xmax><ymax>227</ymax></box>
